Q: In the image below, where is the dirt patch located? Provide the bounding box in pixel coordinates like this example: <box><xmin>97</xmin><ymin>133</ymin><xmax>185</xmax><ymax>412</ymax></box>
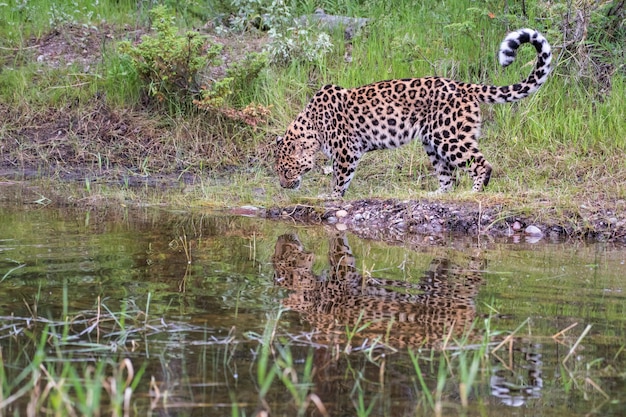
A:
<box><xmin>0</xmin><ymin>99</ymin><xmax>180</xmax><ymax>175</ymax></box>
<box><xmin>265</xmin><ymin>198</ymin><xmax>626</xmax><ymax>244</ymax></box>
<box><xmin>25</xmin><ymin>23</ymin><xmax>144</xmax><ymax>71</ymax></box>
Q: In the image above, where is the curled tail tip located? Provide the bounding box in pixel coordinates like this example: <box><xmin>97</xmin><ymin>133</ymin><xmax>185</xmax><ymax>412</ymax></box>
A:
<box><xmin>498</xmin><ymin>28</ymin><xmax>551</xmax><ymax>68</ymax></box>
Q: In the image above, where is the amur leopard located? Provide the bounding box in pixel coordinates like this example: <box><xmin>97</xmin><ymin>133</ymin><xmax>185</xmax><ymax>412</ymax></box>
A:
<box><xmin>272</xmin><ymin>232</ymin><xmax>485</xmax><ymax>348</ymax></box>
<box><xmin>275</xmin><ymin>29</ymin><xmax>552</xmax><ymax>197</ymax></box>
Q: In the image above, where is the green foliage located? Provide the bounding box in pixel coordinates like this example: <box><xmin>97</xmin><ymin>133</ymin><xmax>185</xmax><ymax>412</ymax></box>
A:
<box><xmin>99</xmin><ymin>49</ymin><xmax>142</xmax><ymax>107</ymax></box>
<box><xmin>118</xmin><ymin>5</ymin><xmax>269</xmax><ymax>122</ymax></box>
<box><xmin>226</xmin><ymin>51</ymin><xmax>269</xmax><ymax>104</ymax></box>
<box><xmin>227</xmin><ymin>0</ymin><xmax>334</xmax><ymax>64</ymax></box>
<box><xmin>193</xmin><ymin>51</ymin><xmax>270</xmax><ymax>125</ymax></box>
<box><xmin>267</xmin><ymin>25</ymin><xmax>334</xmax><ymax>64</ymax></box>
<box><xmin>193</xmin><ymin>51</ymin><xmax>268</xmax><ymax>109</ymax></box>
<box><xmin>118</xmin><ymin>5</ymin><xmax>222</xmax><ymax>109</ymax></box>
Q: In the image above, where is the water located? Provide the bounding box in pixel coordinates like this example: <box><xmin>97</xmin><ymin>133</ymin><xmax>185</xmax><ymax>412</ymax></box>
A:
<box><xmin>1</xmin><ymin>196</ymin><xmax>625</xmax><ymax>416</ymax></box>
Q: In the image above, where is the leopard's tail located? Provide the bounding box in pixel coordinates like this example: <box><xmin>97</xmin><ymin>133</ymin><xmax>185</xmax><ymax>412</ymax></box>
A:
<box><xmin>477</xmin><ymin>29</ymin><xmax>552</xmax><ymax>104</ymax></box>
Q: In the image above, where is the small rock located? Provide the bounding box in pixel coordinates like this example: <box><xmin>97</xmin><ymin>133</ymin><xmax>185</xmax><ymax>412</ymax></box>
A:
<box><xmin>394</xmin><ymin>221</ymin><xmax>406</xmax><ymax>229</ymax></box>
<box><xmin>354</xmin><ymin>213</ymin><xmax>363</xmax><ymax>221</ymax></box>
<box><xmin>512</xmin><ymin>221</ymin><xmax>523</xmax><ymax>231</ymax></box>
<box><xmin>336</xmin><ymin>223</ymin><xmax>348</xmax><ymax>231</ymax></box>
<box><xmin>524</xmin><ymin>225</ymin><xmax>543</xmax><ymax>237</ymax></box>
<box><xmin>336</xmin><ymin>209</ymin><xmax>348</xmax><ymax>217</ymax></box>
<box><xmin>326</xmin><ymin>216</ymin><xmax>337</xmax><ymax>224</ymax></box>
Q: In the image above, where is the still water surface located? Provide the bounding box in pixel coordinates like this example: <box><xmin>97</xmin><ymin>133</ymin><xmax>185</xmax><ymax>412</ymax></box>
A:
<box><xmin>0</xmin><ymin>199</ymin><xmax>625</xmax><ymax>416</ymax></box>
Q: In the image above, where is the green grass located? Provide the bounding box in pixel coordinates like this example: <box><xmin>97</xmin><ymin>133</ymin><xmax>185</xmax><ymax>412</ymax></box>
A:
<box><xmin>0</xmin><ymin>247</ymin><xmax>622</xmax><ymax>416</ymax></box>
<box><xmin>1</xmin><ymin>297</ymin><xmax>609</xmax><ymax>416</ymax></box>
<box><xmin>0</xmin><ymin>292</ymin><xmax>149</xmax><ymax>416</ymax></box>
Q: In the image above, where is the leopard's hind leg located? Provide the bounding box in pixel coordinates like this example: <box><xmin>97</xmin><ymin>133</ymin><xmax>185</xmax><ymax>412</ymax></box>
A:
<box><xmin>429</xmin><ymin>136</ymin><xmax>492</xmax><ymax>192</ymax></box>
<box><xmin>450</xmin><ymin>100</ymin><xmax>492</xmax><ymax>192</ymax></box>
<box><xmin>454</xmin><ymin>143</ymin><xmax>492</xmax><ymax>192</ymax></box>
<box><xmin>466</xmin><ymin>154</ymin><xmax>492</xmax><ymax>191</ymax></box>
<box><xmin>434</xmin><ymin>156</ymin><xmax>459</xmax><ymax>193</ymax></box>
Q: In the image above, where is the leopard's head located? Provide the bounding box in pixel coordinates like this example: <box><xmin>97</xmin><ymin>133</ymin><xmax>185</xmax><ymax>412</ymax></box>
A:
<box><xmin>275</xmin><ymin>115</ymin><xmax>320</xmax><ymax>190</ymax></box>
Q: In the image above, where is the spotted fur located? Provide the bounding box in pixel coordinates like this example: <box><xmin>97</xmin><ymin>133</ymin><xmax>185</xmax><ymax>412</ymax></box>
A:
<box><xmin>271</xmin><ymin>232</ymin><xmax>485</xmax><ymax>348</ymax></box>
<box><xmin>275</xmin><ymin>29</ymin><xmax>552</xmax><ymax>197</ymax></box>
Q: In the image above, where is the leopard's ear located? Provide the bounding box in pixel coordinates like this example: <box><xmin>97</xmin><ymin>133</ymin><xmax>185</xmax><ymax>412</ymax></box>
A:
<box><xmin>276</xmin><ymin>136</ymin><xmax>283</xmax><ymax>144</ymax></box>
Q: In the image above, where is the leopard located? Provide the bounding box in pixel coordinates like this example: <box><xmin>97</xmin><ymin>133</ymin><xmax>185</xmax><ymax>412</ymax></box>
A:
<box><xmin>271</xmin><ymin>232</ymin><xmax>485</xmax><ymax>349</ymax></box>
<box><xmin>275</xmin><ymin>28</ymin><xmax>552</xmax><ymax>197</ymax></box>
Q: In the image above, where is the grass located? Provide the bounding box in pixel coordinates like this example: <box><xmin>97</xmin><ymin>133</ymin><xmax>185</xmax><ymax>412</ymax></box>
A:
<box><xmin>0</xmin><ymin>293</ymin><xmax>149</xmax><ymax>416</ymax></box>
<box><xmin>2</xmin><ymin>295</ymin><xmax>617</xmax><ymax>416</ymax></box>
<box><xmin>1</xmin><ymin>240</ymin><xmax>623</xmax><ymax>417</ymax></box>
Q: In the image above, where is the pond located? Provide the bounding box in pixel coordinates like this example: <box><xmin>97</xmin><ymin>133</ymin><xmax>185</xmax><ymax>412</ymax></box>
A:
<box><xmin>1</xmin><ymin>191</ymin><xmax>625</xmax><ymax>416</ymax></box>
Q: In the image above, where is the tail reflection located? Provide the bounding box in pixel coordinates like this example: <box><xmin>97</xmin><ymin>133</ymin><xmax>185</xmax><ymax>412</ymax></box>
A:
<box><xmin>272</xmin><ymin>233</ymin><xmax>485</xmax><ymax>349</ymax></box>
<box><xmin>491</xmin><ymin>341</ymin><xmax>544</xmax><ymax>406</ymax></box>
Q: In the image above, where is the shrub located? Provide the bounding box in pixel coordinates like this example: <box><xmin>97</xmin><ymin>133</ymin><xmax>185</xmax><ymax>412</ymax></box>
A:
<box><xmin>118</xmin><ymin>5</ymin><xmax>222</xmax><ymax>109</ymax></box>
<box><xmin>119</xmin><ymin>5</ymin><xmax>269</xmax><ymax>125</ymax></box>
<box><xmin>228</xmin><ymin>0</ymin><xmax>334</xmax><ymax>64</ymax></box>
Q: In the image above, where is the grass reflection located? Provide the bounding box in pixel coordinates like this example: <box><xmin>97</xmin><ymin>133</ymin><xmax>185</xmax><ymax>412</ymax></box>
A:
<box><xmin>1</xmin><ymin>219</ymin><xmax>624</xmax><ymax>416</ymax></box>
<box><xmin>0</xmin><ymin>292</ymin><xmax>620</xmax><ymax>416</ymax></box>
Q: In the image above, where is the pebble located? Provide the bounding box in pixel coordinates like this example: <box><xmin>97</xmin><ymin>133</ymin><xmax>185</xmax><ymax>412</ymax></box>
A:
<box><xmin>336</xmin><ymin>209</ymin><xmax>348</xmax><ymax>217</ymax></box>
<box><xmin>336</xmin><ymin>223</ymin><xmax>348</xmax><ymax>231</ymax></box>
<box><xmin>393</xmin><ymin>221</ymin><xmax>406</xmax><ymax>230</ymax></box>
<box><xmin>524</xmin><ymin>225</ymin><xmax>543</xmax><ymax>237</ymax></box>
<box><xmin>512</xmin><ymin>221</ymin><xmax>523</xmax><ymax>231</ymax></box>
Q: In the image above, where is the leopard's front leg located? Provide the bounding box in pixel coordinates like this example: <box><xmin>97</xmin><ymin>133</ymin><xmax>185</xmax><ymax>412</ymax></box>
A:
<box><xmin>331</xmin><ymin>152</ymin><xmax>362</xmax><ymax>197</ymax></box>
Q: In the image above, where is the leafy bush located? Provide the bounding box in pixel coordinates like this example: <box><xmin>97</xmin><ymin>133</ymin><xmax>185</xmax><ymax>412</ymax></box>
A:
<box><xmin>119</xmin><ymin>5</ymin><xmax>269</xmax><ymax>125</ymax></box>
<box><xmin>118</xmin><ymin>5</ymin><xmax>222</xmax><ymax>108</ymax></box>
<box><xmin>193</xmin><ymin>52</ymin><xmax>271</xmax><ymax>127</ymax></box>
<box><xmin>228</xmin><ymin>0</ymin><xmax>334</xmax><ymax>64</ymax></box>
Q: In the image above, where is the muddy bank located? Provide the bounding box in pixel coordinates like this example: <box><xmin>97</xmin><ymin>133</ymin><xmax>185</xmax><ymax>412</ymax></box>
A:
<box><xmin>265</xmin><ymin>198</ymin><xmax>626</xmax><ymax>244</ymax></box>
<box><xmin>2</xmin><ymin>177</ymin><xmax>625</xmax><ymax>244</ymax></box>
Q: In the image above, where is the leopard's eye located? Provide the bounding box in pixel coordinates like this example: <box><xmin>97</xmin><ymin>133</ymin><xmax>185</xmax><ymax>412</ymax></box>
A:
<box><xmin>283</xmin><ymin>167</ymin><xmax>300</xmax><ymax>180</ymax></box>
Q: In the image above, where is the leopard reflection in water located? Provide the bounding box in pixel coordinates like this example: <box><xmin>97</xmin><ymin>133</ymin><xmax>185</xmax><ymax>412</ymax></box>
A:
<box><xmin>272</xmin><ymin>233</ymin><xmax>486</xmax><ymax>349</ymax></box>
